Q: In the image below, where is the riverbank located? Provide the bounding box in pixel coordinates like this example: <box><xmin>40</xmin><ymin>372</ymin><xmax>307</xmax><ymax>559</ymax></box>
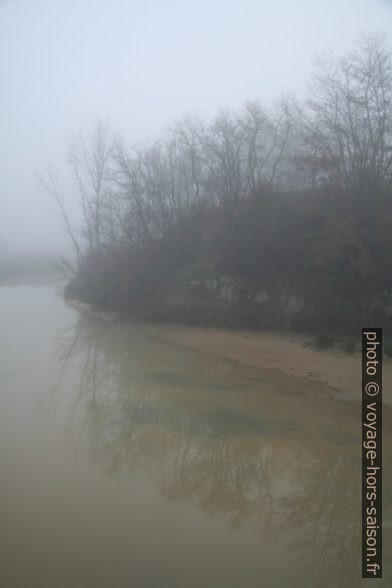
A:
<box><xmin>139</xmin><ymin>323</ymin><xmax>392</xmax><ymax>409</ymax></box>
<box><xmin>64</xmin><ymin>295</ymin><xmax>392</xmax><ymax>411</ymax></box>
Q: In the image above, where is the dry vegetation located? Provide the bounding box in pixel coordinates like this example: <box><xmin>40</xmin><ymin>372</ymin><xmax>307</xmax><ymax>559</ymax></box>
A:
<box><xmin>41</xmin><ymin>34</ymin><xmax>392</xmax><ymax>338</ymax></box>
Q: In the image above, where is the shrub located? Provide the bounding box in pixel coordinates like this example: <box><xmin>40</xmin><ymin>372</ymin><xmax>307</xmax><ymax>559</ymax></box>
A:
<box><xmin>342</xmin><ymin>338</ymin><xmax>356</xmax><ymax>354</ymax></box>
<box><xmin>384</xmin><ymin>339</ymin><xmax>392</xmax><ymax>358</ymax></box>
<box><xmin>313</xmin><ymin>333</ymin><xmax>336</xmax><ymax>350</ymax></box>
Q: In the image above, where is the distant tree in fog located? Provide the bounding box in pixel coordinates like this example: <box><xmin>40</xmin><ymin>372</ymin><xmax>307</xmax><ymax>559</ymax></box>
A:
<box><xmin>67</xmin><ymin>120</ymin><xmax>116</xmax><ymax>252</ymax></box>
<box><xmin>38</xmin><ymin>166</ymin><xmax>82</xmax><ymax>268</ymax></box>
<box><xmin>294</xmin><ymin>33</ymin><xmax>392</xmax><ymax>198</ymax></box>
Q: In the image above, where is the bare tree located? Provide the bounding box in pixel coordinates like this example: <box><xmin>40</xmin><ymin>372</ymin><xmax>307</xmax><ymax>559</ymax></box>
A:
<box><xmin>67</xmin><ymin>120</ymin><xmax>116</xmax><ymax>253</ymax></box>
<box><xmin>38</xmin><ymin>166</ymin><xmax>82</xmax><ymax>269</ymax></box>
<box><xmin>296</xmin><ymin>33</ymin><xmax>392</xmax><ymax>196</ymax></box>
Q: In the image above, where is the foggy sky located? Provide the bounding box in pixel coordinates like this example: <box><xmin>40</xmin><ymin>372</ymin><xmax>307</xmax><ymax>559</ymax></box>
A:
<box><xmin>1</xmin><ymin>0</ymin><xmax>391</xmax><ymax>254</ymax></box>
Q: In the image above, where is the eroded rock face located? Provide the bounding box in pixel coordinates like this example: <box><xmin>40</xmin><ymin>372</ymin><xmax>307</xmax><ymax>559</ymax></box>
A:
<box><xmin>285</xmin><ymin>295</ymin><xmax>305</xmax><ymax>315</ymax></box>
<box><xmin>255</xmin><ymin>289</ymin><xmax>270</xmax><ymax>303</ymax></box>
<box><xmin>185</xmin><ymin>273</ymin><xmax>390</xmax><ymax>333</ymax></box>
<box><xmin>188</xmin><ymin>276</ymin><xmax>303</xmax><ymax>318</ymax></box>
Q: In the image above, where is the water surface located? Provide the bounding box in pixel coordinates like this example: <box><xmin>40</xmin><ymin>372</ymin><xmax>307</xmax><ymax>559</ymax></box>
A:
<box><xmin>0</xmin><ymin>284</ymin><xmax>391</xmax><ymax>587</ymax></box>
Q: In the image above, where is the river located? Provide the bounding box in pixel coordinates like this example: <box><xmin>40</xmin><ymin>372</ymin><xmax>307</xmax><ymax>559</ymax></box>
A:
<box><xmin>0</xmin><ymin>283</ymin><xmax>391</xmax><ymax>587</ymax></box>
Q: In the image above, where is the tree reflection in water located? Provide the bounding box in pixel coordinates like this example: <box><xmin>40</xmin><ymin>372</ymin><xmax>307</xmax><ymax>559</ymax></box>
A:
<box><xmin>41</xmin><ymin>311</ymin><xmax>391</xmax><ymax>588</ymax></box>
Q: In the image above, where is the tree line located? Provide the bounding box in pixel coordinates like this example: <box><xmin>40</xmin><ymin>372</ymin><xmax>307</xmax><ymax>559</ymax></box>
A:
<box><xmin>41</xmin><ymin>33</ymin><xmax>392</xmax><ymax>334</ymax></box>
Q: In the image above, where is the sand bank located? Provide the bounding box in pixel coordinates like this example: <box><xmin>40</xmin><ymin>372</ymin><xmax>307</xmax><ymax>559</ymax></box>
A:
<box><xmin>139</xmin><ymin>324</ymin><xmax>392</xmax><ymax>408</ymax></box>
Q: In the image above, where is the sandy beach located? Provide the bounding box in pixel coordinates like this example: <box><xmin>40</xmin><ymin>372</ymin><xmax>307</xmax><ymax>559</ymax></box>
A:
<box><xmin>140</xmin><ymin>324</ymin><xmax>392</xmax><ymax>409</ymax></box>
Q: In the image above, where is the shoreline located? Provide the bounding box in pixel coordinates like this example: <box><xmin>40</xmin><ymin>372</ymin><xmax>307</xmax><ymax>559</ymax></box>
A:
<box><xmin>63</xmin><ymin>293</ymin><xmax>392</xmax><ymax>411</ymax></box>
<box><xmin>139</xmin><ymin>323</ymin><xmax>392</xmax><ymax>409</ymax></box>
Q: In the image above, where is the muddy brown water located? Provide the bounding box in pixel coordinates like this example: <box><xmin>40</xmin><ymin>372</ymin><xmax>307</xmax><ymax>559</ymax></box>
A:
<box><xmin>0</xmin><ymin>284</ymin><xmax>391</xmax><ymax>587</ymax></box>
